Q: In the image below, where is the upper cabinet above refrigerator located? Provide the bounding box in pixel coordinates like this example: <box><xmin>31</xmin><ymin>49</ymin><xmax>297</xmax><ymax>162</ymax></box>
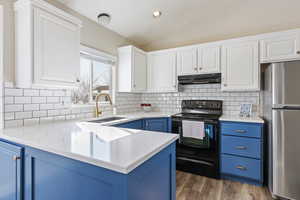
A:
<box><xmin>221</xmin><ymin>40</ymin><xmax>260</xmax><ymax>91</ymax></box>
<box><xmin>260</xmin><ymin>30</ymin><xmax>300</xmax><ymax>63</ymax></box>
<box><xmin>14</xmin><ymin>0</ymin><xmax>82</xmax><ymax>88</ymax></box>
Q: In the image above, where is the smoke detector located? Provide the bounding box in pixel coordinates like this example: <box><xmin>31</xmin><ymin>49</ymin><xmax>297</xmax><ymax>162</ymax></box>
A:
<box><xmin>97</xmin><ymin>13</ymin><xmax>111</xmax><ymax>25</ymax></box>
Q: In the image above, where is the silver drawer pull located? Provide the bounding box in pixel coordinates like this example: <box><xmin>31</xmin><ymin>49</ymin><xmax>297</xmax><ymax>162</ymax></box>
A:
<box><xmin>235</xmin><ymin>146</ymin><xmax>247</xmax><ymax>150</ymax></box>
<box><xmin>236</xmin><ymin>165</ymin><xmax>247</xmax><ymax>171</ymax></box>
<box><xmin>234</xmin><ymin>129</ymin><xmax>247</xmax><ymax>133</ymax></box>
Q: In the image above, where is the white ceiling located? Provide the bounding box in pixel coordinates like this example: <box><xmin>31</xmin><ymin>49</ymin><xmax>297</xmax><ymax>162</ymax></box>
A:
<box><xmin>58</xmin><ymin>0</ymin><xmax>300</xmax><ymax>51</ymax></box>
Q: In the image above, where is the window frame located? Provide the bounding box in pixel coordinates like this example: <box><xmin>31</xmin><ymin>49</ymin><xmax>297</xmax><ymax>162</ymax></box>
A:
<box><xmin>79</xmin><ymin>45</ymin><xmax>117</xmax><ymax>105</ymax></box>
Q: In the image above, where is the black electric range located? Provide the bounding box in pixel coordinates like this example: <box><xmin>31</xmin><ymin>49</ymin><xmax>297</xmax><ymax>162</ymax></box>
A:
<box><xmin>171</xmin><ymin>100</ymin><xmax>222</xmax><ymax>179</ymax></box>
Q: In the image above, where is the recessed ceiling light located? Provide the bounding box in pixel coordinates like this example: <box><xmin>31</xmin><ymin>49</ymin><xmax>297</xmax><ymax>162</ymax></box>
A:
<box><xmin>153</xmin><ymin>11</ymin><xmax>162</xmax><ymax>18</ymax></box>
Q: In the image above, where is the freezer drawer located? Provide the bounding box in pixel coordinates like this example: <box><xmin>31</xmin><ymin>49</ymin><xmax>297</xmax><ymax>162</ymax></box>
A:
<box><xmin>272</xmin><ymin>109</ymin><xmax>300</xmax><ymax>200</ymax></box>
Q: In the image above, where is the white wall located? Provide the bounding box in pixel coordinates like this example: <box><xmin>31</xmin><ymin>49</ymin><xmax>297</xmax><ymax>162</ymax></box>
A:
<box><xmin>0</xmin><ymin>0</ymin><xmax>135</xmax><ymax>83</ymax></box>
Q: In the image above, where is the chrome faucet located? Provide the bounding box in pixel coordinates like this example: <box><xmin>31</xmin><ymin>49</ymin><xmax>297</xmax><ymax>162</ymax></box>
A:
<box><xmin>95</xmin><ymin>93</ymin><xmax>113</xmax><ymax>117</ymax></box>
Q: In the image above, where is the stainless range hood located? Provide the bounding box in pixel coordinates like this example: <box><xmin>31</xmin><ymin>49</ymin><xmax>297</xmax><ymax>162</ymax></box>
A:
<box><xmin>178</xmin><ymin>73</ymin><xmax>221</xmax><ymax>85</ymax></box>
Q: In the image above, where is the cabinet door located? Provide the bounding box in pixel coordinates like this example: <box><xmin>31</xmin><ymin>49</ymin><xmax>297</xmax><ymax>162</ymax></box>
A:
<box><xmin>34</xmin><ymin>8</ymin><xmax>80</xmax><ymax>87</ymax></box>
<box><xmin>144</xmin><ymin>118</ymin><xmax>169</xmax><ymax>132</ymax></box>
<box><xmin>0</xmin><ymin>141</ymin><xmax>23</xmax><ymax>200</ymax></box>
<box><xmin>222</xmin><ymin>40</ymin><xmax>260</xmax><ymax>91</ymax></box>
<box><xmin>132</xmin><ymin>49</ymin><xmax>147</xmax><ymax>92</ymax></box>
<box><xmin>148</xmin><ymin>52</ymin><xmax>177</xmax><ymax>92</ymax></box>
<box><xmin>177</xmin><ymin>48</ymin><xmax>198</xmax><ymax>75</ymax></box>
<box><xmin>260</xmin><ymin>32</ymin><xmax>300</xmax><ymax>63</ymax></box>
<box><xmin>114</xmin><ymin>120</ymin><xmax>143</xmax><ymax>130</ymax></box>
<box><xmin>198</xmin><ymin>45</ymin><xmax>221</xmax><ymax>74</ymax></box>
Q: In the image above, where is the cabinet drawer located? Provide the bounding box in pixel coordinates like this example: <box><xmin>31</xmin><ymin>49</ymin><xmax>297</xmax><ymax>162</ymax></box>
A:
<box><xmin>221</xmin><ymin>154</ymin><xmax>261</xmax><ymax>181</ymax></box>
<box><xmin>221</xmin><ymin>136</ymin><xmax>261</xmax><ymax>159</ymax></box>
<box><xmin>221</xmin><ymin>122</ymin><xmax>262</xmax><ymax>138</ymax></box>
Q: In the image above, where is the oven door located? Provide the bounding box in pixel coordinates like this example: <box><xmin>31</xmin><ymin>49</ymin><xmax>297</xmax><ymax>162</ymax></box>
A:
<box><xmin>172</xmin><ymin>117</ymin><xmax>218</xmax><ymax>149</ymax></box>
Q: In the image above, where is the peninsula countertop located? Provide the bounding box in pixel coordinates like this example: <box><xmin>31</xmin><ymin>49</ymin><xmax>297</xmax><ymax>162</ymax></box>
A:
<box><xmin>0</xmin><ymin>118</ymin><xmax>179</xmax><ymax>174</ymax></box>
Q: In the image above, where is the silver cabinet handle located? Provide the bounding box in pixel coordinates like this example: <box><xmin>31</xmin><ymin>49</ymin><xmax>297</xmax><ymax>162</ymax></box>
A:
<box><xmin>194</xmin><ymin>67</ymin><xmax>198</xmax><ymax>71</ymax></box>
<box><xmin>236</xmin><ymin>165</ymin><xmax>247</xmax><ymax>171</ymax></box>
<box><xmin>13</xmin><ymin>156</ymin><xmax>21</xmax><ymax>161</ymax></box>
<box><xmin>235</xmin><ymin>146</ymin><xmax>247</xmax><ymax>150</ymax></box>
<box><xmin>199</xmin><ymin>67</ymin><xmax>203</xmax><ymax>70</ymax></box>
<box><xmin>234</xmin><ymin>129</ymin><xmax>247</xmax><ymax>133</ymax></box>
<box><xmin>223</xmin><ymin>84</ymin><xmax>227</xmax><ymax>87</ymax></box>
<box><xmin>296</xmin><ymin>51</ymin><xmax>300</xmax><ymax>54</ymax></box>
<box><xmin>76</xmin><ymin>78</ymin><xmax>80</xmax><ymax>83</ymax></box>
<box><xmin>133</xmin><ymin>84</ymin><xmax>136</xmax><ymax>88</ymax></box>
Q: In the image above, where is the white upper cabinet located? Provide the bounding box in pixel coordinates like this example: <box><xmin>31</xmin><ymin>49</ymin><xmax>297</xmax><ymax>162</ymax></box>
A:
<box><xmin>177</xmin><ymin>48</ymin><xmax>198</xmax><ymax>75</ymax></box>
<box><xmin>221</xmin><ymin>40</ymin><xmax>260</xmax><ymax>91</ymax></box>
<box><xmin>147</xmin><ymin>51</ymin><xmax>177</xmax><ymax>92</ymax></box>
<box><xmin>177</xmin><ymin>45</ymin><xmax>221</xmax><ymax>76</ymax></box>
<box><xmin>14</xmin><ymin>0</ymin><xmax>82</xmax><ymax>88</ymax></box>
<box><xmin>197</xmin><ymin>45</ymin><xmax>221</xmax><ymax>74</ymax></box>
<box><xmin>260</xmin><ymin>30</ymin><xmax>300</xmax><ymax>63</ymax></box>
<box><xmin>118</xmin><ymin>46</ymin><xmax>147</xmax><ymax>92</ymax></box>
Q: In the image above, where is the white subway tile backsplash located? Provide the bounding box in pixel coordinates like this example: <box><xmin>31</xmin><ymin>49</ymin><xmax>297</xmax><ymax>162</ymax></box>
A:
<box><xmin>48</xmin><ymin>109</ymin><xmax>60</xmax><ymax>116</ymax></box>
<box><xmin>24</xmin><ymin>104</ymin><xmax>39</xmax><ymax>111</ymax></box>
<box><xmin>5</xmin><ymin>104</ymin><xmax>23</xmax><ymax>112</ymax></box>
<box><xmin>40</xmin><ymin>104</ymin><xmax>54</xmax><ymax>110</ymax></box>
<box><xmin>5</xmin><ymin>88</ymin><xmax>23</xmax><ymax>96</ymax></box>
<box><xmin>40</xmin><ymin>90</ymin><xmax>53</xmax><ymax>96</ymax></box>
<box><xmin>15</xmin><ymin>112</ymin><xmax>33</xmax><ymax>120</ymax></box>
<box><xmin>5</xmin><ymin>113</ymin><xmax>14</xmax><ymax>120</ymax></box>
<box><xmin>24</xmin><ymin>89</ymin><xmax>39</xmax><ymax>96</ymax></box>
<box><xmin>32</xmin><ymin>97</ymin><xmax>46</xmax><ymax>104</ymax></box>
<box><xmin>3</xmin><ymin>83</ymin><xmax>257</xmax><ymax>128</ymax></box>
<box><xmin>33</xmin><ymin>110</ymin><xmax>47</xmax><ymax>118</ymax></box>
<box><xmin>4</xmin><ymin>97</ymin><xmax>14</xmax><ymax>104</ymax></box>
<box><xmin>47</xmin><ymin>97</ymin><xmax>60</xmax><ymax>103</ymax></box>
<box><xmin>15</xmin><ymin>96</ymin><xmax>31</xmax><ymax>104</ymax></box>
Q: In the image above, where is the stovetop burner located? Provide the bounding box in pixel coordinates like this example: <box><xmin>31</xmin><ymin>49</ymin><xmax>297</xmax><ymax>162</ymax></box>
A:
<box><xmin>174</xmin><ymin>100</ymin><xmax>223</xmax><ymax>119</ymax></box>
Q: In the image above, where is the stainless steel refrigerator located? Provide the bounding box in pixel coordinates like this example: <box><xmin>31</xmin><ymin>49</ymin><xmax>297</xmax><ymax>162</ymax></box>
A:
<box><xmin>263</xmin><ymin>61</ymin><xmax>300</xmax><ymax>200</ymax></box>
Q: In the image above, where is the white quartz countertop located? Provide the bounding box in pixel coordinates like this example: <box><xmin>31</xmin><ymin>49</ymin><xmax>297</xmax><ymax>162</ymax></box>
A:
<box><xmin>0</xmin><ymin>114</ymin><xmax>178</xmax><ymax>174</ymax></box>
<box><xmin>219</xmin><ymin>115</ymin><xmax>264</xmax><ymax>123</ymax></box>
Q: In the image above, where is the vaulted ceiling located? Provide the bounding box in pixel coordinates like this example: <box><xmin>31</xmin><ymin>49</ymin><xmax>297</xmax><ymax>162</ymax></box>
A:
<box><xmin>58</xmin><ymin>0</ymin><xmax>300</xmax><ymax>51</ymax></box>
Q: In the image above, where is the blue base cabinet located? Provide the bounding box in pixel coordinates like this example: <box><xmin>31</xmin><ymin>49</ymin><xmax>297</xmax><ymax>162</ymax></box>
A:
<box><xmin>114</xmin><ymin>119</ymin><xmax>144</xmax><ymax>130</ymax></box>
<box><xmin>113</xmin><ymin>118</ymin><xmax>171</xmax><ymax>133</ymax></box>
<box><xmin>144</xmin><ymin>118</ymin><xmax>169</xmax><ymax>132</ymax></box>
<box><xmin>23</xmin><ymin>143</ymin><xmax>176</xmax><ymax>200</ymax></box>
<box><xmin>0</xmin><ymin>141</ymin><xmax>23</xmax><ymax>200</ymax></box>
<box><xmin>220</xmin><ymin>121</ymin><xmax>264</xmax><ymax>186</ymax></box>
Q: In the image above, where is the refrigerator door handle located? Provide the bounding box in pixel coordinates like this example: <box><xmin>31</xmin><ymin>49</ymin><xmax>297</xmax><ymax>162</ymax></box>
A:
<box><xmin>273</xmin><ymin>104</ymin><xmax>300</xmax><ymax>110</ymax></box>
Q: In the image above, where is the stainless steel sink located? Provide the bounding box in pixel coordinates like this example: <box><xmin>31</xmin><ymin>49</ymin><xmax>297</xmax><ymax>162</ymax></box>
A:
<box><xmin>88</xmin><ymin>117</ymin><xmax>126</xmax><ymax>124</ymax></box>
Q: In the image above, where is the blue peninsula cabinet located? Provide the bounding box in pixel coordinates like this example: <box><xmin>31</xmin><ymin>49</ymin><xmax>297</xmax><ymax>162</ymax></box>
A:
<box><xmin>0</xmin><ymin>139</ymin><xmax>176</xmax><ymax>200</ymax></box>
<box><xmin>0</xmin><ymin>141</ymin><xmax>23</xmax><ymax>200</ymax></box>
<box><xmin>113</xmin><ymin>117</ymin><xmax>171</xmax><ymax>132</ymax></box>
<box><xmin>220</xmin><ymin>121</ymin><xmax>264</xmax><ymax>186</ymax></box>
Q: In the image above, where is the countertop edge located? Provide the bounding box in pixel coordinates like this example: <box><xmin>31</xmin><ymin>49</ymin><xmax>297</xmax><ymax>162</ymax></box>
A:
<box><xmin>0</xmin><ymin>127</ymin><xmax>179</xmax><ymax>174</ymax></box>
<box><xmin>219</xmin><ymin>116</ymin><xmax>264</xmax><ymax>124</ymax></box>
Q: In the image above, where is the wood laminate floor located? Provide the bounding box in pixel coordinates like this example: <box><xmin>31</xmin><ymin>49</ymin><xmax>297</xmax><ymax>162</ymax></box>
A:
<box><xmin>176</xmin><ymin>171</ymin><xmax>273</xmax><ymax>200</ymax></box>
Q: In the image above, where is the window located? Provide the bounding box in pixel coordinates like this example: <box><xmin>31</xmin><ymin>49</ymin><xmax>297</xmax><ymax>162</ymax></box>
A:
<box><xmin>72</xmin><ymin>46</ymin><xmax>115</xmax><ymax>104</ymax></box>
